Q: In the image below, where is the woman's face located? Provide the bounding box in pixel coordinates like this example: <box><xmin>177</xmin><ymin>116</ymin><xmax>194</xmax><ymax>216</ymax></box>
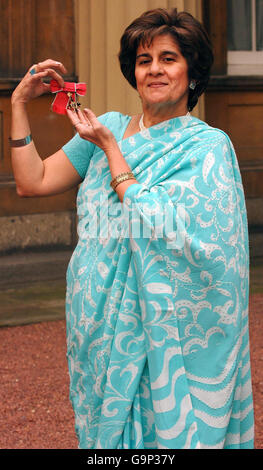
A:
<box><xmin>135</xmin><ymin>34</ymin><xmax>190</xmax><ymax>116</ymax></box>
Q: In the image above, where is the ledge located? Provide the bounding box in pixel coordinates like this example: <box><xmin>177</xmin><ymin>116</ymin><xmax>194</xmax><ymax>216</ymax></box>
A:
<box><xmin>0</xmin><ymin>176</ymin><xmax>16</xmax><ymax>189</ymax></box>
<box><xmin>207</xmin><ymin>75</ymin><xmax>263</xmax><ymax>92</ymax></box>
<box><xmin>240</xmin><ymin>161</ymin><xmax>263</xmax><ymax>172</ymax></box>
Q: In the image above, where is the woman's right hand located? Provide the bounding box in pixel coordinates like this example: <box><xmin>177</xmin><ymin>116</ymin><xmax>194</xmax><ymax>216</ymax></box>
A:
<box><xmin>11</xmin><ymin>59</ymin><xmax>67</xmax><ymax>105</ymax></box>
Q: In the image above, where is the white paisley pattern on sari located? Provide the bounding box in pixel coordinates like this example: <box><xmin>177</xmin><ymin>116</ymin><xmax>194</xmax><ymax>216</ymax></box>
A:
<box><xmin>63</xmin><ymin>112</ymin><xmax>254</xmax><ymax>449</ymax></box>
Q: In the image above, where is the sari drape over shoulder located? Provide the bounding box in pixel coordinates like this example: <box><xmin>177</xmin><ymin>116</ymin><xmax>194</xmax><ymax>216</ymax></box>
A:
<box><xmin>63</xmin><ymin>112</ymin><xmax>254</xmax><ymax>449</ymax></box>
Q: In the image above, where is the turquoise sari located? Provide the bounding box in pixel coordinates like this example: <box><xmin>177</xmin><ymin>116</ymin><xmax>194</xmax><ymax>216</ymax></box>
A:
<box><xmin>63</xmin><ymin>112</ymin><xmax>254</xmax><ymax>449</ymax></box>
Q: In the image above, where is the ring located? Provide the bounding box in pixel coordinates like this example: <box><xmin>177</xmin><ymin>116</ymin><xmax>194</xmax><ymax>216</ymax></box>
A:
<box><xmin>30</xmin><ymin>67</ymin><xmax>36</xmax><ymax>76</ymax></box>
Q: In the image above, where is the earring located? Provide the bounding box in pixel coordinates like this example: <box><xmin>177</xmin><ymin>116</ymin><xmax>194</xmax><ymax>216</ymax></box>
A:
<box><xmin>189</xmin><ymin>80</ymin><xmax>196</xmax><ymax>90</ymax></box>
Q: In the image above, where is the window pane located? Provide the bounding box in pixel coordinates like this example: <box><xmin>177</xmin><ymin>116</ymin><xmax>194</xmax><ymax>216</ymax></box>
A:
<box><xmin>227</xmin><ymin>0</ymin><xmax>252</xmax><ymax>50</ymax></box>
<box><xmin>256</xmin><ymin>0</ymin><xmax>263</xmax><ymax>50</ymax></box>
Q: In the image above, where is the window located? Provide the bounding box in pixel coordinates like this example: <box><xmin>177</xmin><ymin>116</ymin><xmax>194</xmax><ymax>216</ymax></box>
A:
<box><xmin>227</xmin><ymin>0</ymin><xmax>263</xmax><ymax>75</ymax></box>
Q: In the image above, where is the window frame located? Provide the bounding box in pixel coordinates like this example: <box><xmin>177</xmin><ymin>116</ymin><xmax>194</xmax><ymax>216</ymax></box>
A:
<box><xmin>227</xmin><ymin>0</ymin><xmax>263</xmax><ymax>75</ymax></box>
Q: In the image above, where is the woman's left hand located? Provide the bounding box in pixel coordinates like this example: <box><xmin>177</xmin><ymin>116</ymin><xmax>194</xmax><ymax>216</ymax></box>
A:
<box><xmin>67</xmin><ymin>108</ymin><xmax>116</xmax><ymax>153</ymax></box>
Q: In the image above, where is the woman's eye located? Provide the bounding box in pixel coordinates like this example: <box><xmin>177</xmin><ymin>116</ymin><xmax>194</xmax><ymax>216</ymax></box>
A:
<box><xmin>163</xmin><ymin>57</ymin><xmax>175</xmax><ymax>62</ymax></box>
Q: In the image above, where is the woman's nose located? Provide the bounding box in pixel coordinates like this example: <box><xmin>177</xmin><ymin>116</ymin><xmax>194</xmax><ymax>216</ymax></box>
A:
<box><xmin>149</xmin><ymin>59</ymin><xmax>163</xmax><ymax>75</ymax></box>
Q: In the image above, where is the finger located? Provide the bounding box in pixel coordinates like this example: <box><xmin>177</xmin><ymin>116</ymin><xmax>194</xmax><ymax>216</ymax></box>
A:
<box><xmin>76</xmin><ymin>109</ymin><xmax>91</xmax><ymax>126</ymax></box>
<box><xmin>30</xmin><ymin>68</ymin><xmax>64</xmax><ymax>88</ymax></box>
<box><xmin>66</xmin><ymin>108</ymin><xmax>77</xmax><ymax>123</ymax></box>
<box><xmin>45</xmin><ymin>68</ymin><xmax>64</xmax><ymax>87</ymax></box>
<box><xmin>29</xmin><ymin>70</ymin><xmax>48</xmax><ymax>79</ymax></box>
<box><xmin>37</xmin><ymin>59</ymin><xmax>67</xmax><ymax>74</ymax></box>
<box><xmin>28</xmin><ymin>61</ymin><xmax>65</xmax><ymax>76</ymax></box>
<box><xmin>66</xmin><ymin>109</ymin><xmax>84</xmax><ymax>128</ymax></box>
<box><xmin>29</xmin><ymin>65</ymin><xmax>37</xmax><ymax>76</ymax></box>
<box><xmin>28</xmin><ymin>69</ymin><xmax>64</xmax><ymax>91</ymax></box>
<box><xmin>29</xmin><ymin>70</ymin><xmax>51</xmax><ymax>83</ymax></box>
<box><xmin>83</xmin><ymin>108</ymin><xmax>98</xmax><ymax>127</ymax></box>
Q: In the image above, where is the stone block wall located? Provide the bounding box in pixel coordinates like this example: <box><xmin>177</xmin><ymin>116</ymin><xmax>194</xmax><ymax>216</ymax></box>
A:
<box><xmin>0</xmin><ymin>211</ymin><xmax>77</xmax><ymax>254</ymax></box>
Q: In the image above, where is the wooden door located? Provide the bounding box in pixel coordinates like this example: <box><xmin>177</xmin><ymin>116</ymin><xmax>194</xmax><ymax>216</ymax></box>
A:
<box><xmin>0</xmin><ymin>0</ymin><xmax>77</xmax><ymax>216</ymax></box>
<box><xmin>203</xmin><ymin>0</ymin><xmax>263</xmax><ymax>201</ymax></box>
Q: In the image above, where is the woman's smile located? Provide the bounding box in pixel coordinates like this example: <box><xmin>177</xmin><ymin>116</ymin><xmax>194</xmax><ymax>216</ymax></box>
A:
<box><xmin>148</xmin><ymin>81</ymin><xmax>168</xmax><ymax>88</ymax></box>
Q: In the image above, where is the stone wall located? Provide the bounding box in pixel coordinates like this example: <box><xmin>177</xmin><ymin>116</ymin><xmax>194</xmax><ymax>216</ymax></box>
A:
<box><xmin>0</xmin><ymin>211</ymin><xmax>77</xmax><ymax>254</ymax></box>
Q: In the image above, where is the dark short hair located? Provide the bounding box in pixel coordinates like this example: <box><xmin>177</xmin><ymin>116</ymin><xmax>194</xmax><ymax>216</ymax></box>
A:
<box><xmin>118</xmin><ymin>8</ymin><xmax>214</xmax><ymax>111</ymax></box>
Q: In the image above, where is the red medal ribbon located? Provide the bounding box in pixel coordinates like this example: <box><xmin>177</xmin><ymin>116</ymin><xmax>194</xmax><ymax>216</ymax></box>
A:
<box><xmin>50</xmin><ymin>79</ymin><xmax>87</xmax><ymax>115</ymax></box>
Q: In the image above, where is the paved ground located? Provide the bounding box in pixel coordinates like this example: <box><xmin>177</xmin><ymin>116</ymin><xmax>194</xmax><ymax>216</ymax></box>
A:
<box><xmin>0</xmin><ymin>255</ymin><xmax>262</xmax><ymax>449</ymax></box>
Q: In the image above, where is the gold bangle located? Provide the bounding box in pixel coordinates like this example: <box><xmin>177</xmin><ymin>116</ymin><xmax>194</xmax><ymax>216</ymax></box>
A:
<box><xmin>110</xmin><ymin>172</ymin><xmax>135</xmax><ymax>191</ymax></box>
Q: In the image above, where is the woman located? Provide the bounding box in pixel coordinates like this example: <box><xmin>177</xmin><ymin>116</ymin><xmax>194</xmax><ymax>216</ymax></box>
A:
<box><xmin>10</xmin><ymin>8</ymin><xmax>254</xmax><ymax>449</ymax></box>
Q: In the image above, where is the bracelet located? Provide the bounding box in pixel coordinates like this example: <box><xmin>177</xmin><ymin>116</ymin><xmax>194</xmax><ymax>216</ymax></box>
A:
<box><xmin>110</xmin><ymin>171</ymin><xmax>136</xmax><ymax>191</ymax></box>
<box><xmin>9</xmin><ymin>134</ymin><xmax>32</xmax><ymax>147</ymax></box>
